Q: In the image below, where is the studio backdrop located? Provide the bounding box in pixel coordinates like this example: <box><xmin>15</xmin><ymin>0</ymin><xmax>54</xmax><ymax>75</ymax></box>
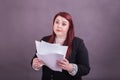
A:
<box><xmin>0</xmin><ymin>0</ymin><xmax>120</xmax><ymax>80</ymax></box>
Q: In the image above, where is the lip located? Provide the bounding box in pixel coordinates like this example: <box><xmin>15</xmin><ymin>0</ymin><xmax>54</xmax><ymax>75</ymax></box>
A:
<box><xmin>56</xmin><ymin>29</ymin><xmax>61</xmax><ymax>32</ymax></box>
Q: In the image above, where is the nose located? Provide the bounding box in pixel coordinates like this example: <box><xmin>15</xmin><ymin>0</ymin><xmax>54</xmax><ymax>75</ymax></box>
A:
<box><xmin>57</xmin><ymin>24</ymin><xmax>61</xmax><ymax>28</ymax></box>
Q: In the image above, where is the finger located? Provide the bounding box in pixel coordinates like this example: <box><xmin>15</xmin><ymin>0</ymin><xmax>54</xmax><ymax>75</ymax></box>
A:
<box><xmin>63</xmin><ymin>58</ymin><xmax>69</xmax><ymax>63</ymax></box>
<box><xmin>61</xmin><ymin>65</ymin><xmax>67</xmax><ymax>70</ymax></box>
<box><xmin>58</xmin><ymin>61</ymin><xmax>66</xmax><ymax>65</ymax></box>
<box><xmin>61</xmin><ymin>60</ymin><xmax>68</xmax><ymax>65</ymax></box>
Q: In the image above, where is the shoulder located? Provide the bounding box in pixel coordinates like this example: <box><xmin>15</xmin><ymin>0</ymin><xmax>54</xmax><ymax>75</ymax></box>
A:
<box><xmin>73</xmin><ymin>36</ymin><xmax>83</xmax><ymax>44</ymax></box>
<box><xmin>41</xmin><ymin>35</ymin><xmax>51</xmax><ymax>42</ymax></box>
<box><xmin>72</xmin><ymin>36</ymin><xmax>86</xmax><ymax>48</ymax></box>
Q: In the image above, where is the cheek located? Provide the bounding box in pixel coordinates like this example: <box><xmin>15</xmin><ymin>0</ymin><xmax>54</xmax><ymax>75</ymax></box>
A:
<box><xmin>64</xmin><ymin>26</ymin><xmax>69</xmax><ymax>32</ymax></box>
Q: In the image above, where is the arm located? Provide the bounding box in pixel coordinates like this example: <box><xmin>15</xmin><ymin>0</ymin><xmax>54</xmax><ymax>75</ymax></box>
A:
<box><xmin>75</xmin><ymin>39</ymin><xmax>90</xmax><ymax>76</ymax></box>
<box><xmin>57</xmin><ymin>38</ymin><xmax>90</xmax><ymax>78</ymax></box>
<box><xmin>31</xmin><ymin>36</ymin><xmax>51</xmax><ymax>70</ymax></box>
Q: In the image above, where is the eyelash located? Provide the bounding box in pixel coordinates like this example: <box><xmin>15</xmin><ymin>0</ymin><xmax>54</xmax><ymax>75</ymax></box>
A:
<box><xmin>62</xmin><ymin>23</ymin><xmax>66</xmax><ymax>26</ymax></box>
<box><xmin>55</xmin><ymin>21</ymin><xmax>59</xmax><ymax>24</ymax></box>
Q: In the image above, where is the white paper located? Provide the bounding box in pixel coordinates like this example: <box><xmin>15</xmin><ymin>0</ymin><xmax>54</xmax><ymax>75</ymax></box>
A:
<box><xmin>35</xmin><ymin>40</ymin><xmax>68</xmax><ymax>71</ymax></box>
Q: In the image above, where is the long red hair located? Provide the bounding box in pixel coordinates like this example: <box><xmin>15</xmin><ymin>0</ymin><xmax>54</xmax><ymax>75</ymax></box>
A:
<box><xmin>48</xmin><ymin>12</ymin><xmax>75</xmax><ymax>59</ymax></box>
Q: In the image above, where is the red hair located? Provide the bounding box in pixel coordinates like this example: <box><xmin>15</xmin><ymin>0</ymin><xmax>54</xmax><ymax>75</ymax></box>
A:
<box><xmin>48</xmin><ymin>12</ymin><xmax>75</xmax><ymax>59</ymax></box>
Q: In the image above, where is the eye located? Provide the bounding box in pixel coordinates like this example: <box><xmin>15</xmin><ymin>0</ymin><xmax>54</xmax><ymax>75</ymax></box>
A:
<box><xmin>55</xmin><ymin>21</ymin><xmax>59</xmax><ymax>24</ymax></box>
<box><xmin>62</xmin><ymin>23</ymin><xmax>66</xmax><ymax>26</ymax></box>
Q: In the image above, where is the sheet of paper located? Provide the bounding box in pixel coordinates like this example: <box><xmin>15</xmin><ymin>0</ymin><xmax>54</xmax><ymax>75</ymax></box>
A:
<box><xmin>35</xmin><ymin>40</ymin><xmax>68</xmax><ymax>71</ymax></box>
<box><xmin>36</xmin><ymin>53</ymin><xmax>64</xmax><ymax>71</ymax></box>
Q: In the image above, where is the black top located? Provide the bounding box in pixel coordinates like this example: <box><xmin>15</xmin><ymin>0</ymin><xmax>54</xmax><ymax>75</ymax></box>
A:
<box><xmin>33</xmin><ymin>35</ymin><xmax>90</xmax><ymax>80</ymax></box>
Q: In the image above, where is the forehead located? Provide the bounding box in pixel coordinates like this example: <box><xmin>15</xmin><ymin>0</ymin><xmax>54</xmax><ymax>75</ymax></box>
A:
<box><xmin>55</xmin><ymin>16</ymin><xmax>68</xmax><ymax>23</ymax></box>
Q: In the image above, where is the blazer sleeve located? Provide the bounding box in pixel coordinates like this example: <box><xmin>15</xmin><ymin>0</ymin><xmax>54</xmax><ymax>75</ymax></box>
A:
<box><xmin>74</xmin><ymin>38</ymin><xmax>90</xmax><ymax>78</ymax></box>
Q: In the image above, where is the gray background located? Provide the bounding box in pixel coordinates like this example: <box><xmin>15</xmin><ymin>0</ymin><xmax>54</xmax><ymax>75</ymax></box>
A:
<box><xmin>0</xmin><ymin>0</ymin><xmax>120</xmax><ymax>80</ymax></box>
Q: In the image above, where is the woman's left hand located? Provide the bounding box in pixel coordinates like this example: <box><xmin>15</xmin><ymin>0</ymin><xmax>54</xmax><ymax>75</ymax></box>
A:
<box><xmin>57</xmin><ymin>58</ymin><xmax>73</xmax><ymax>72</ymax></box>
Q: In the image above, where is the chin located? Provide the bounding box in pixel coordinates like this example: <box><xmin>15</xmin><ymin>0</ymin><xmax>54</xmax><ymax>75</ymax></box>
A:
<box><xmin>56</xmin><ymin>34</ymin><xmax>63</xmax><ymax>37</ymax></box>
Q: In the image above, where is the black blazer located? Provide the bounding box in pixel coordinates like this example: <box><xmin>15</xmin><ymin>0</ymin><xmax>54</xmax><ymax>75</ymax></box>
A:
<box><xmin>32</xmin><ymin>35</ymin><xmax>90</xmax><ymax>80</ymax></box>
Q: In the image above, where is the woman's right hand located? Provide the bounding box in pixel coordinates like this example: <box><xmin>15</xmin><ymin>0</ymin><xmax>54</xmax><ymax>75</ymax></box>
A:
<box><xmin>32</xmin><ymin>58</ymin><xmax>44</xmax><ymax>70</ymax></box>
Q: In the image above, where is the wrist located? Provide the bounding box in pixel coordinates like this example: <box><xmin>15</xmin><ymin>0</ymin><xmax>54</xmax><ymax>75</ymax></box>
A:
<box><xmin>68</xmin><ymin>64</ymin><xmax>78</xmax><ymax>76</ymax></box>
<box><xmin>67</xmin><ymin>63</ymin><xmax>74</xmax><ymax>72</ymax></box>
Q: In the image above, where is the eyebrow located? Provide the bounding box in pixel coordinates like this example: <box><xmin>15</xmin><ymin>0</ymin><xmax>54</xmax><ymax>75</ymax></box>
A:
<box><xmin>62</xmin><ymin>21</ymin><xmax>67</xmax><ymax>23</ymax></box>
<box><xmin>55</xmin><ymin>19</ymin><xmax>68</xmax><ymax>23</ymax></box>
<box><xmin>55</xmin><ymin>19</ymin><xmax>60</xmax><ymax>21</ymax></box>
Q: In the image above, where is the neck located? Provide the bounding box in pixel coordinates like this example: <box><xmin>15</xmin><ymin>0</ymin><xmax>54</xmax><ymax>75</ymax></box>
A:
<box><xmin>56</xmin><ymin>35</ymin><xmax>67</xmax><ymax>40</ymax></box>
<box><xmin>55</xmin><ymin>36</ymin><xmax>66</xmax><ymax>44</ymax></box>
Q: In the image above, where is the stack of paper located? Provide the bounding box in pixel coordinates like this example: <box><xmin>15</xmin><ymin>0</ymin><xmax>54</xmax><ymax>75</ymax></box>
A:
<box><xmin>35</xmin><ymin>40</ymin><xmax>68</xmax><ymax>72</ymax></box>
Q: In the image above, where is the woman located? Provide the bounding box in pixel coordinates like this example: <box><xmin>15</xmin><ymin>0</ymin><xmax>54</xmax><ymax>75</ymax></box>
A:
<box><xmin>32</xmin><ymin>12</ymin><xmax>90</xmax><ymax>80</ymax></box>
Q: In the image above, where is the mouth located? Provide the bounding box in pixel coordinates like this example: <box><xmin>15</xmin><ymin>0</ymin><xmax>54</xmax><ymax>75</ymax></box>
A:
<box><xmin>56</xmin><ymin>29</ymin><xmax>61</xmax><ymax>32</ymax></box>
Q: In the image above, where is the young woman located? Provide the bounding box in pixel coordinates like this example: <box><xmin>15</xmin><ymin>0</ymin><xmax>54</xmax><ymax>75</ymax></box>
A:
<box><xmin>32</xmin><ymin>12</ymin><xmax>90</xmax><ymax>80</ymax></box>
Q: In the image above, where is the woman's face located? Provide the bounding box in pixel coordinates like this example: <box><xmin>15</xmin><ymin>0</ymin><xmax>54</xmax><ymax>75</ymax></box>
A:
<box><xmin>53</xmin><ymin>16</ymin><xmax>69</xmax><ymax>38</ymax></box>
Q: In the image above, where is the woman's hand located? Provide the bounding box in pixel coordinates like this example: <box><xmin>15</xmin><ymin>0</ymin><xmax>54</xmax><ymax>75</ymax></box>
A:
<box><xmin>32</xmin><ymin>58</ymin><xmax>44</xmax><ymax>70</ymax></box>
<box><xmin>57</xmin><ymin>58</ymin><xmax>73</xmax><ymax>72</ymax></box>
